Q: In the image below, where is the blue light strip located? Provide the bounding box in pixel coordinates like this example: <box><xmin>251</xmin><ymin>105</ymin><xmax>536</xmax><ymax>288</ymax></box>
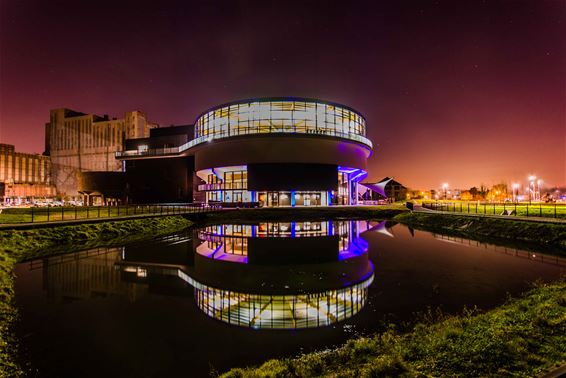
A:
<box><xmin>350</xmin><ymin>171</ymin><xmax>368</xmax><ymax>182</ymax></box>
<box><xmin>338</xmin><ymin>166</ymin><xmax>359</xmax><ymax>174</ymax></box>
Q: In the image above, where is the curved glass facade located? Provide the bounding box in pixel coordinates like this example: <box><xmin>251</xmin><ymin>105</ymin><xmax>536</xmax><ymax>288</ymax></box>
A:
<box><xmin>195</xmin><ymin>275</ymin><xmax>373</xmax><ymax>329</ymax></box>
<box><xmin>193</xmin><ymin>99</ymin><xmax>372</xmax><ymax>149</ymax></box>
<box><xmin>184</xmin><ymin>271</ymin><xmax>373</xmax><ymax>330</ymax></box>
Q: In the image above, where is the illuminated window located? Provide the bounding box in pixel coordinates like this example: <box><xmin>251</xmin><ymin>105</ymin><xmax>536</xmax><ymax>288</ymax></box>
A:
<box><xmin>193</xmin><ymin>100</ymin><xmax>371</xmax><ymax>149</ymax></box>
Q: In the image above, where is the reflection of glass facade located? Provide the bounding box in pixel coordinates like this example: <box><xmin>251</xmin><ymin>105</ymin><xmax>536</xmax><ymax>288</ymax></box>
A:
<box><xmin>196</xmin><ymin>221</ymin><xmax>368</xmax><ymax>263</ymax></box>
<box><xmin>194</xmin><ymin>99</ymin><xmax>371</xmax><ymax>149</ymax></box>
<box><xmin>187</xmin><ymin>272</ymin><xmax>373</xmax><ymax>329</ymax></box>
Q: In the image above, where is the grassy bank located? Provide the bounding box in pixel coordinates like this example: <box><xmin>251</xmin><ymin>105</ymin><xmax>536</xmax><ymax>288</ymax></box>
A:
<box><xmin>198</xmin><ymin>205</ymin><xmax>408</xmax><ymax>224</ymax></box>
<box><xmin>223</xmin><ymin>281</ymin><xmax>566</xmax><ymax>377</ymax></box>
<box><xmin>0</xmin><ymin>249</ymin><xmax>19</xmax><ymax>377</ymax></box>
<box><xmin>394</xmin><ymin>212</ymin><xmax>566</xmax><ymax>256</ymax></box>
<box><xmin>0</xmin><ymin>216</ymin><xmax>193</xmax><ymax>377</ymax></box>
<box><xmin>0</xmin><ymin>205</ymin><xmax>198</xmax><ymax>224</ymax></box>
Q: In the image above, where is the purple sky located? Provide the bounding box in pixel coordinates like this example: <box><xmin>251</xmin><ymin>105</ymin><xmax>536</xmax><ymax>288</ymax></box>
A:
<box><xmin>1</xmin><ymin>0</ymin><xmax>564</xmax><ymax>189</ymax></box>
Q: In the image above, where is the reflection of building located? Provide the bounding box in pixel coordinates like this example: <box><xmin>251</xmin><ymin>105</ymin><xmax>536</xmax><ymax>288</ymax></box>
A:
<box><xmin>27</xmin><ymin>220</ymin><xmax>375</xmax><ymax>330</ymax></box>
<box><xmin>189</xmin><ymin>273</ymin><xmax>372</xmax><ymax>329</ymax></box>
<box><xmin>187</xmin><ymin>220</ymin><xmax>373</xmax><ymax>329</ymax></box>
<box><xmin>33</xmin><ymin>247</ymin><xmax>134</xmax><ymax>301</ymax></box>
<box><xmin>118</xmin><ymin>220</ymin><xmax>374</xmax><ymax>330</ymax></box>
<box><xmin>0</xmin><ymin>143</ymin><xmax>55</xmax><ymax>203</ymax></box>
<box><xmin>45</xmin><ymin>108</ymin><xmax>156</xmax><ymax>198</ymax></box>
<box><xmin>196</xmin><ymin>221</ymin><xmax>368</xmax><ymax>264</ymax></box>
<box><xmin>117</xmin><ymin>98</ymin><xmax>373</xmax><ymax>206</ymax></box>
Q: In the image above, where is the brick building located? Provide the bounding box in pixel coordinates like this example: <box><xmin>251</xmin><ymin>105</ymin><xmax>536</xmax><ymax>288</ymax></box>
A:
<box><xmin>0</xmin><ymin>143</ymin><xmax>55</xmax><ymax>203</ymax></box>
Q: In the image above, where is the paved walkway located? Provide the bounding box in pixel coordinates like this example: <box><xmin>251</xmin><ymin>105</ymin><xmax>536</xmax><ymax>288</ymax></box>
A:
<box><xmin>413</xmin><ymin>205</ymin><xmax>566</xmax><ymax>224</ymax></box>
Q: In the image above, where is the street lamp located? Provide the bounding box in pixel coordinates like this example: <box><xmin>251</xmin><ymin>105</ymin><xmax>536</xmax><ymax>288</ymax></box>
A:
<box><xmin>528</xmin><ymin>176</ymin><xmax>536</xmax><ymax>204</ymax></box>
<box><xmin>512</xmin><ymin>183</ymin><xmax>519</xmax><ymax>203</ymax></box>
<box><xmin>442</xmin><ymin>183</ymin><xmax>448</xmax><ymax>200</ymax></box>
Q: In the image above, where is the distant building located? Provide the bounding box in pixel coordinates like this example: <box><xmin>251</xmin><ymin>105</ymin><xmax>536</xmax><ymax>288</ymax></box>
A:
<box><xmin>45</xmin><ymin>108</ymin><xmax>156</xmax><ymax>197</ymax></box>
<box><xmin>360</xmin><ymin>177</ymin><xmax>407</xmax><ymax>202</ymax></box>
<box><xmin>406</xmin><ymin>189</ymin><xmax>432</xmax><ymax>200</ymax></box>
<box><xmin>543</xmin><ymin>187</ymin><xmax>566</xmax><ymax>202</ymax></box>
<box><xmin>460</xmin><ymin>190</ymin><xmax>473</xmax><ymax>201</ymax></box>
<box><xmin>0</xmin><ymin>143</ymin><xmax>55</xmax><ymax>203</ymax></box>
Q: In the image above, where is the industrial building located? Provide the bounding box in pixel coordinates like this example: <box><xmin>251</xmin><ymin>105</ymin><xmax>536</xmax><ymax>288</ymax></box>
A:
<box><xmin>0</xmin><ymin>143</ymin><xmax>55</xmax><ymax>203</ymax></box>
<box><xmin>45</xmin><ymin>108</ymin><xmax>156</xmax><ymax>198</ymax></box>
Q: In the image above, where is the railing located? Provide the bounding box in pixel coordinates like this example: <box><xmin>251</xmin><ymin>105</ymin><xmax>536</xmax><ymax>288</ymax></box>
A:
<box><xmin>421</xmin><ymin>201</ymin><xmax>566</xmax><ymax>219</ymax></box>
<box><xmin>25</xmin><ymin>246</ymin><xmax>121</xmax><ymax>270</ymax></box>
<box><xmin>0</xmin><ymin>203</ymin><xmax>224</xmax><ymax>224</ymax></box>
<box><xmin>115</xmin><ymin>146</ymin><xmax>181</xmax><ymax>158</ymax></box>
<box><xmin>116</xmin><ymin>128</ymin><xmax>373</xmax><ymax>159</ymax></box>
<box><xmin>197</xmin><ymin>182</ymin><xmax>247</xmax><ymax>191</ymax></box>
<box><xmin>433</xmin><ymin>233</ymin><xmax>566</xmax><ymax>268</ymax></box>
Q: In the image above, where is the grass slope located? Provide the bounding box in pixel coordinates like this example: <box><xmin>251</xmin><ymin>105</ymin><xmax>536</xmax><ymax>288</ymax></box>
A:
<box><xmin>0</xmin><ymin>216</ymin><xmax>193</xmax><ymax>377</ymax></box>
<box><xmin>223</xmin><ymin>281</ymin><xmax>566</xmax><ymax>377</ymax></box>
<box><xmin>394</xmin><ymin>212</ymin><xmax>566</xmax><ymax>256</ymax></box>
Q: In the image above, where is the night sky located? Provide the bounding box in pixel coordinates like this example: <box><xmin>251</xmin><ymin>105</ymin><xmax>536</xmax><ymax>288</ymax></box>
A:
<box><xmin>1</xmin><ymin>0</ymin><xmax>564</xmax><ymax>189</ymax></box>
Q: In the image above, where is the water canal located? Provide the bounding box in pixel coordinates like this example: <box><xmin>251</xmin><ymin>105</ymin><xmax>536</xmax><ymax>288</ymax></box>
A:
<box><xmin>14</xmin><ymin>220</ymin><xmax>565</xmax><ymax>377</ymax></box>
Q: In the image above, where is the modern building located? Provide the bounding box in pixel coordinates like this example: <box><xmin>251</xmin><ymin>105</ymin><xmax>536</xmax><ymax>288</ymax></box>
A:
<box><xmin>0</xmin><ymin>143</ymin><xmax>55</xmax><ymax>203</ymax></box>
<box><xmin>360</xmin><ymin>177</ymin><xmax>407</xmax><ymax>203</ymax></box>
<box><xmin>121</xmin><ymin>125</ymin><xmax>195</xmax><ymax>203</ymax></box>
<box><xmin>45</xmin><ymin>108</ymin><xmax>157</xmax><ymax>197</ymax></box>
<box><xmin>118</xmin><ymin>98</ymin><xmax>373</xmax><ymax>206</ymax></box>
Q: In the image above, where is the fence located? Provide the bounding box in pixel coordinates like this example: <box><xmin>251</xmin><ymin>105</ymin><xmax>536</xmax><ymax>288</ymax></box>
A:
<box><xmin>0</xmin><ymin>203</ymin><xmax>222</xmax><ymax>224</ymax></box>
<box><xmin>421</xmin><ymin>201</ymin><xmax>566</xmax><ymax>219</ymax></box>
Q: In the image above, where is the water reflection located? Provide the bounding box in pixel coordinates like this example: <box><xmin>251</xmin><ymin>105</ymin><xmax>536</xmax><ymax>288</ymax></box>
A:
<box><xmin>189</xmin><ymin>274</ymin><xmax>373</xmax><ymax>329</ymax></box>
<box><xmin>31</xmin><ymin>221</ymin><xmax>376</xmax><ymax>330</ymax></box>
<box><xmin>121</xmin><ymin>221</ymin><xmax>374</xmax><ymax>329</ymax></box>
<box><xmin>196</xmin><ymin>221</ymin><xmax>370</xmax><ymax>263</ymax></box>
<box><xmin>190</xmin><ymin>221</ymin><xmax>374</xmax><ymax>328</ymax></box>
<box><xmin>30</xmin><ymin>247</ymin><xmax>130</xmax><ymax>302</ymax></box>
<box><xmin>16</xmin><ymin>221</ymin><xmax>566</xmax><ymax>378</ymax></box>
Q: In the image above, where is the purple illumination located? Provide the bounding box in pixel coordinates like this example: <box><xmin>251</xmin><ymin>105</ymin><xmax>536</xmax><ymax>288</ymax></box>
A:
<box><xmin>340</xmin><ymin>262</ymin><xmax>375</xmax><ymax>287</ymax></box>
<box><xmin>350</xmin><ymin>171</ymin><xmax>368</xmax><ymax>182</ymax></box>
<box><xmin>338</xmin><ymin>237</ymin><xmax>369</xmax><ymax>260</ymax></box>
<box><xmin>338</xmin><ymin>166</ymin><xmax>359</xmax><ymax>174</ymax></box>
